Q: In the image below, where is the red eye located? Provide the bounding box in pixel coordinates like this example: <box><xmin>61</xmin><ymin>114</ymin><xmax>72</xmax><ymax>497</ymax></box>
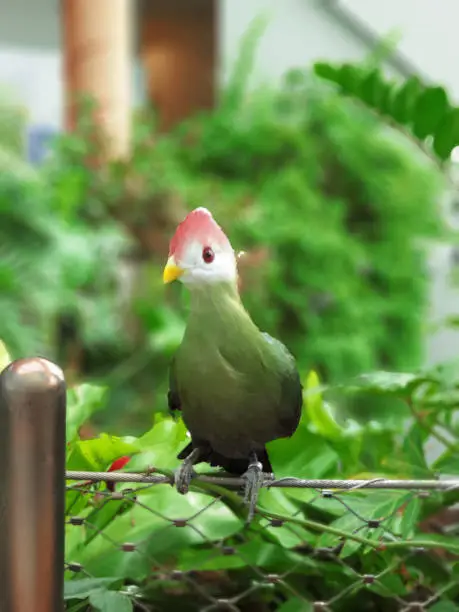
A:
<box><xmin>202</xmin><ymin>246</ymin><xmax>215</xmax><ymax>263</ymax></box>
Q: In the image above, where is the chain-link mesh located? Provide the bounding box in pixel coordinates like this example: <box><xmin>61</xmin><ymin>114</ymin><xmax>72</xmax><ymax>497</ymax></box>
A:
<box><xmin>65</xmin><ymin>472</ymin><xmax>459</xmax><ymax>611</ymax></box>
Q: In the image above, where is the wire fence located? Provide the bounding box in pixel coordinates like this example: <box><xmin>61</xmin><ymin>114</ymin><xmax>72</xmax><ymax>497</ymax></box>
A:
<box><xmin>1</xmin><ymin>357</ymin><xmax>459</xmax><ymax>612</ymax></box>
<box><xmin>65</xmin><ymin>471</ymin><xmax>459</xmax><ymax>612</ymax></box>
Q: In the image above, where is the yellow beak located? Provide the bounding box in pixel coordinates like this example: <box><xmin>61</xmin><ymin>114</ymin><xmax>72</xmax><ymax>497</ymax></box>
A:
<box><xmin>163</xmin><ymin>257</ymin><xmax>184</xmax><ymax>284</ymax></box>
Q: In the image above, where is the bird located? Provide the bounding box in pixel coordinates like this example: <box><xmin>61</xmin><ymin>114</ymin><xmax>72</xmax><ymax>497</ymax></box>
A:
<box><xmin>163</xmin><ymin>207</ymin><xmax>302</xmax><ymax>522</ymax></box>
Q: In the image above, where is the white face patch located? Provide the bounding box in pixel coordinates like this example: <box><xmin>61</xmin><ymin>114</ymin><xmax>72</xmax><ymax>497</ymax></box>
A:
<box><xmin>177</xmin><ymin>239</ymin><xmax>237</xmax><ymax>286</ymax></box>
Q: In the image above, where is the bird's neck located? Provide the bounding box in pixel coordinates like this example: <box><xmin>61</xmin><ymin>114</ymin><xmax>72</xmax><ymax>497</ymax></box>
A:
<box><xmin>186</xmin><ymin>280</ymin><xmax>255</xmax><ymax>335</ymax></box>
<box><xmin>188</xmin><ymin>280</ymin><xmax>241</xmax><ymax>314</ymax></box>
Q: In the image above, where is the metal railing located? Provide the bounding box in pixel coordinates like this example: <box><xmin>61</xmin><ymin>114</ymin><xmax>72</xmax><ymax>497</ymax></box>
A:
<box><xmin>64</xmin><ymin>473</ymin><xmax>459</xmax><ymax>611</ymax></box>
<box><xmin>1</xmin><ymin>358</ymin><xmax>459</xmax><ymax>611</ymax></box>
<box><xmin>0</xmin><ymin>357</ymin><xmax>66</xmax><ymax>612</ymax></box>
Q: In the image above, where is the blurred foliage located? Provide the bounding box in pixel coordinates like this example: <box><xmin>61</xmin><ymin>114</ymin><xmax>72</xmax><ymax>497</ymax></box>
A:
<box><xmin>0</xmin><ymin>25</ymin><xmax>444</xmax><ymax>432</ymax></box>
<box><xmin>0</xmin><ymin>93</ymin><xmax>130</xmax><ymax>359</ymax></box>
<box><xmin>64</xmin><ymin>366</ymin><xmax>459</xmax><ymax>611</ymax></box>
<box><xmin>313</xmin><ymin>60</ymin><xmax>459</xmax><ymax>165</ymax></box>
<box><xmin>0</xmin><ymin>86</ymin><xmax>27</xmax><ymax>156</ymax></box>
<box><xmin>40</xmin><ymin>98</ymin><xmax>188</xmax><ymax>430</ymax></box>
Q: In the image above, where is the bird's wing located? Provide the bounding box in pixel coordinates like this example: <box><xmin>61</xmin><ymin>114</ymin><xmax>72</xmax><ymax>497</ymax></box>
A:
<box><xmin>262</xmin><ymin>332</ymin><xmax>303</xmax><ymax>436</ymax></box>
<box><xmin>168</xmin><ymin>355</ymin><xmax>182</xmax><ymax>417</ymax></box>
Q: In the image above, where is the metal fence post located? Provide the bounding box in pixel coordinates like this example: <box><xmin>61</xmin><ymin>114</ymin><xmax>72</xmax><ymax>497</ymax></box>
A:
<box><xmin>0</xmin><ymin>358</ymin><xmax>66</xmax><ymax>612</ymax></box>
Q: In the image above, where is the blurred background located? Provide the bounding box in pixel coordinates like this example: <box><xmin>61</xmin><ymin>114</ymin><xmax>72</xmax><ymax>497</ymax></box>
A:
<box><xmin>0</xmin><ymin>0</ymin><xmax>457</xmax><ymax>434</ymax></box>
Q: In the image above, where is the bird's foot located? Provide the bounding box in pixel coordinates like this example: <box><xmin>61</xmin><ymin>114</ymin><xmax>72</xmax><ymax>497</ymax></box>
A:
<box><xmin>242</xmin><ymin>459</ymin><xmax>264</xmax><ymax>524</ymax></box>
<box><xmin>174</xmin><ymin>461</ymin><xmax>196</xmax><ymax>495</ymax></box>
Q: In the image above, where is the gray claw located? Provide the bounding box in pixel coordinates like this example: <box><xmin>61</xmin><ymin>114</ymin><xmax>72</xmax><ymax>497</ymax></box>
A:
<box><xmin>242</xmin><ymin>460</ymin><xmax>264</xmax><ymax>523</ymax></box>
<box><xmin>174</xmin><ymin>462</ymin><xmax>196</xmax><ymax>494</ymax></box>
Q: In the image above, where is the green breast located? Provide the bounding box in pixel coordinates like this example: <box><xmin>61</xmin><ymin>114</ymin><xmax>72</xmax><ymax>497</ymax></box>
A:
<box><xmin>174</xmin><ymin>282</ymin><xmax>287</xmax><ymax>457</ymax></box>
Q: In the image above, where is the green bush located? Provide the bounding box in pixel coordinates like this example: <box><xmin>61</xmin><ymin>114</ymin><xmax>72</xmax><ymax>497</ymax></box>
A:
<box><xmin>0</xmin><ymin>96</ymin><xmax>130</xmax><ymax>359</ymax></box>
<box><xmin>14</xmin><ymin>60</ymin><xmax>440</xmax><ymax>431</ymax></box>
<box><xmin>0</xmin><ymin>86</ymin><xmax>27</xmax><ymax>156</ymax></box>
<box><xmin>0</xmin><ymin>165</ymin><xmax>129</xmax><ymax>359</ymax></box>
<box><xmin>0</xmin><ymin>29</ymin><xmax>444</xmax><ymax>428</ymax></box>
<box><xmin>64</xmin><ymin>367</ymin><xmax>459</xmax><ymax>611</ymax></box>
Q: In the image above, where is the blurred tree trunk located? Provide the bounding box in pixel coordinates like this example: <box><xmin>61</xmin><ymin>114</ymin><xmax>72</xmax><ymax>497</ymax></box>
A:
<box><xmin>60</xmin><ymin>0</ymin><xmax>133</xmax><ymax>382</ymax></box>
<box><xmin>62</xmin><ymin>0</ymin><xmax>132</xmax><ymax>160</ymax></box>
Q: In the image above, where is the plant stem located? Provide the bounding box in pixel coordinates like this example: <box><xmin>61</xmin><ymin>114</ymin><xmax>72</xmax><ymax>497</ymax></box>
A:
<box><xmin>258</xmin><ymin>509</ymin><xmax>459</xmax><ymax>554</ymax></box>
<box><xmin>408</xmin><ymin>401</ymin><xmax>459</xmax><ymax>453</ymax></box>
<box><xmin>66</xmin><ymin>600</ymin><xmax>90</xmax><ymax>612</ymax></box>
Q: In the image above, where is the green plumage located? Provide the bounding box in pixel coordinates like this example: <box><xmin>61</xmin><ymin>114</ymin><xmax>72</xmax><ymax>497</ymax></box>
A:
<box><xmin>170</xmin><ymin>280</ymin><xmax>302</xmax><ymax>474</ymax></box>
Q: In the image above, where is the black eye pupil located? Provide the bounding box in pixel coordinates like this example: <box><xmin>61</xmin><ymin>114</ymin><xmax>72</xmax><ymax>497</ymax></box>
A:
<box><xmin>202</xmin><ymin>247</ymin><xmax>214</xmax><ymax>263</ymax></box>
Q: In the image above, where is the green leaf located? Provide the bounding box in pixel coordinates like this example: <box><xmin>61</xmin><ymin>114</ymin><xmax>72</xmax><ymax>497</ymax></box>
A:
<box><xmin>422</xmin><ymin>389</ymin><xmax>459</xmax><ymax>410</ymax></box>
<box><xmin>0</xmin><ymin>339</ymin><xmax>11</xmax><ymax>371</ymax></box>
<box><xmin>66</xmin><ymin>384</ymin><xmax>108</xmax><ymax>442</ymax></box>
<box><xmin>433</xmin><ymin>107</ymin><xmax>459</xmax><ymax>160</ymax></box>
<box><xmin>67</xmin><ymin>434</ymin><xmax>139</xmax><ymax>472</ymax></box>
<box><xmin>304</xmin><ymin>370</ymin><xmax>343</xmax><ymax>440</ymax></box>
<box><xmin>412</xmin><ymin>86</ymin><xmax>449</xmax><ymax>139</ymax></box>
<box><xmin>401</xmin><ymin>424</ymin><xmax>431</xmax><ymax>477</ymax></box>
<box><xmin>371</xmin><ymin>573</ymin><xmax>407</xmax><ymax>597</ymax></box>
<box><xmin>67</xmin><ymin>602</ymin><xmax>90</xmax><ymax>612</ymax></box>
<box><xmin>313</xmin><ymin>59</ymin><xmax>459</xmax><ymax>164</ymax></box>
<box><xmin>360</xmin><ymin>68</ymin><xmax>385</xmax><ymax>108</ymax></box>
<box><xmin>313</xmin><ymin>62</ymin><xmax>339</xmax><ymax>82</ymax></box>
<box><xmin>267</xmin><ymin>423</ymin><xmax>338</xmax><ymax>482</ymax></box>
<box><xmin>83</xmin><ymin>498</ymin><xmax>129</xmax><ymax>546</ymax></box>
<box><xmin>429</xmin><ymin>602</ymin><xmax>459</xmax><ymax>612</ymax></box>
<box><xmin>378</xmin><ymin>81</ymin><xmax>396</xmax><ymax>115</ymax></box>
<box><xmin>343</xmin><ymin>371</ymin><xmax>429</xmax><ymax>397</ymax></box>
<box><xmin>313</xmin><ymin>61</ymin><xmax>367</xmax><ymax>99</ymax></box>
<box><xmin>127</xmin><ymin>414</ymin><xmax>187</xmax><ymax>472</ymax></box>
<box><xmin>277</xmin><ymin>597</ymin><xmax>312</xmax><ymax>612</ymax></box>
<box><xmin>400</xmin><ymin>496</ymin><xmax>421</xmax><ymax>538</ymax></box>
<box><xmin>336</xmin><ymin>63</ymin><xmax>362</xmax><ymax>96</ymax></box>
<box><xmin>432</xmin><ymin>449</ymin><xmax>459</xmax><ymax>474</ymax></box>
<box><xmin>64</xmin><ymin>577</ymin><xmax>120</xmax><ymax>600</ymax></box>
<box><xmin>89</xmin><ymin>590</ymin><xmax>133</xmax><ymax>612</ymax></box>
<box><xmin>391</xmin><ymin>76</ymin><xmax>422</xmax><ymax>124</ymax></box>
<box><xmin>257</xmin><ymin>487</ymin><xmax>316</xmax><ymax>547</ymax></box>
